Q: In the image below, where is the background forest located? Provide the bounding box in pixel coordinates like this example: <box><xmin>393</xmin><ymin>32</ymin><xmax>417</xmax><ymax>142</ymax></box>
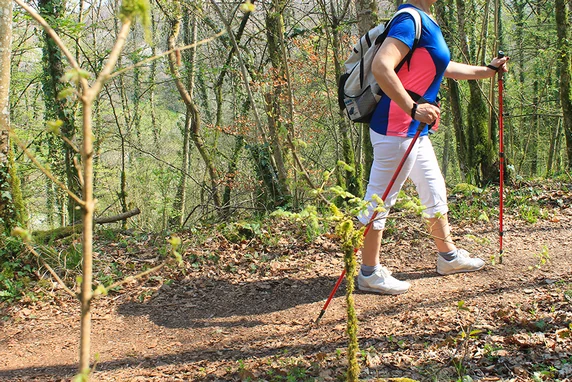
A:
<box><xmin>2</xmin><ymin>0</ymin><xmax>572</xmax><ymax>380</ymax></box>
<box><xmin>3</xmin><ymin>0</ymin><xmax>571</xmax><ymax>236</ymax></box>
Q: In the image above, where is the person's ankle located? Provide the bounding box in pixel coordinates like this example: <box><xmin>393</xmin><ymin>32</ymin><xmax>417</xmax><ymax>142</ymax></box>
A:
<box><xmin>360</xmin><ymin>263</ymin><xmax>379</xmax><ymax>276</ymax></box>
<box><xmin>438</xmin><ymin>249</ymin><xmax>458</xmax><ymax>261</ymax></box>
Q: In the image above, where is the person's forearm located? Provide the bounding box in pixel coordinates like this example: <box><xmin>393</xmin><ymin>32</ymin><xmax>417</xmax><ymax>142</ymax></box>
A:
<box><xmin>445</xmin><ymin>61</ymin><xmax>497</xmax><ymax>80</ymax></box>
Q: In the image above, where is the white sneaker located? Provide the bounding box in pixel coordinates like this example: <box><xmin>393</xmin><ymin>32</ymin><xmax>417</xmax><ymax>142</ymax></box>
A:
<box><xmin>436</xmin><ymin>249</ymin><xmax>485</xmax><ymax>275</ymax></box>
<box><xmin>357</xmin><ymin>266</ymin><xmax>411</xmax><ymax>295</ymax></box>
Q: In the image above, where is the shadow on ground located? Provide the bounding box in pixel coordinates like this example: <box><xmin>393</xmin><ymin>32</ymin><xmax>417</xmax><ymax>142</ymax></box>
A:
<box><xmin>117</xmin><ymin>275</ymin><xmax>345</xmax><ymax>328</ymax></box>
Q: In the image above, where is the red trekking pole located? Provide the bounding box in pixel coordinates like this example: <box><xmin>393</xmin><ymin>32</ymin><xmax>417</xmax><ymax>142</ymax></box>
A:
<box><xmin>315</xmin><ymin>121</ymin><xmax>427</xmax><ymax>325</ymax></box>
<box><xmin>497</xmin><ymin>50</ymin><xmax>505</xmax><ymax>264</ymax></box>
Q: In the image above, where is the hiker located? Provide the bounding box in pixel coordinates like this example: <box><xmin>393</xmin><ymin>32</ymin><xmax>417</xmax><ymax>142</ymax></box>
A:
<box><xmin>357</xmin><ymin>0</ymin><xmax>509</xmax><ymax>295</ymax></box>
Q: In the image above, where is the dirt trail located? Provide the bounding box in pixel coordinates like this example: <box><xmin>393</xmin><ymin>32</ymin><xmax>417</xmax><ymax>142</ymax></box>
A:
<box><xmin>1</xmin><ymin>213</ymin><xmax>571</xmax><ymax>381</ymax></box>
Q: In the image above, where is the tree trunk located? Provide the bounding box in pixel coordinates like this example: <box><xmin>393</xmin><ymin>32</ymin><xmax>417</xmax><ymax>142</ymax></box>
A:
<box><xmin>150</xmin><ymin>9</ymin><xmax>160</xmax><ymax>147</ymax></box>
<box><xmin>456</xmin><ymin>0</ymin><xmax>495</xmax><ymax>185</ymax></box>
<box><xmin>436</xmin><ymin>1</ymin><xmax>466</xmax><ymax>180</ymax></box>
<box><xmin>222</xmin><ymin>135</ymin><xmax>245</xmax><ymax>217</ymax></box>
<box><xmin>547</xmin><ymin>117</ymin><xmax>561</xmax><ymax>176</ymax></box>
<box><xmin>39</xmin><ymin>0</ymin><xmax>81</xmax><ymax>225</ymax></box>
<box><xmin>172</xmin><ymin>10</ymin><xmax>198</xmax><ymax>227</ymax></box>
<box><xmin>556</xmin><ymin>0</ymin><xmax>572</xmax><ymax>169</ymax></box>
<box><xmin>265</xmin><ymin>0</ymin><xmax>292</xmax><ymax>205</ymax></box>
<box><xmin>0</xmin><ymin>0</ymin><xmax>17</xmax><ymax>234</ymax></box>
<box><xmin>354</xmin><ymin>0</ymin><xmax>379</xmax><ymax>189</ymax></box>
<box><xmin>331</xmin><ymin>17</ymin><xmax>362</xmax><ymax>196</ymax></box>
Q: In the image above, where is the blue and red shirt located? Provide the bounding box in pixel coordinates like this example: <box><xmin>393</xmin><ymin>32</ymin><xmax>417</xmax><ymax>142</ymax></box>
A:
<box><xmin>370</xmin><ymin>4</ymin><xmax>451</xmax><ymax>137</ymax></box>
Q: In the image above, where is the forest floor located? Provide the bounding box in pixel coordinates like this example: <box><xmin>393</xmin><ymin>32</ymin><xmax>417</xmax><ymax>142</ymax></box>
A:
<box><xmin>1</xmin><ymin>183</ymin><xmax>572</xmax><ymax>382</ymax></box>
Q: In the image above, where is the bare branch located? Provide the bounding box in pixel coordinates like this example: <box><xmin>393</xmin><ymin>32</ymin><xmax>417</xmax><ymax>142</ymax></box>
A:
<box><xmin>100</xmin><ymin>263</ymin><xmax>165</xmax><ymax>295</ymax></box>
<box><xmin>108</xmin><ymin>31</ymin><xmax>226</xmax><ymax>80</ymax></box>
<box><xmin>88</xmin><ymin>21</ymin><xmax>132</xmax><ymax>100</ymax></box>
<box><xmin>24</xmin><ymin>243</ymin><xmax>77</xmax><ymax>299</ymax></box>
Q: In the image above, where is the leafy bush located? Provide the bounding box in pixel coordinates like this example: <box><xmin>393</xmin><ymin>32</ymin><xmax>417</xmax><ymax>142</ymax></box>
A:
<box><xmin>0</xmin><ymin>235</ymin><xmax>32</xmax><ymax>302</ymax></box>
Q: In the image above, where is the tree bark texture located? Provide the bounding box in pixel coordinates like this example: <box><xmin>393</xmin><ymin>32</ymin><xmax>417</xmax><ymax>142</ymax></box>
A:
<box><xmin>38</xmin><ymin>0</ymin><xmax>81</xmax><ymax>225</ymax></box>
<box><xmin>555</xmin><ymin>0</ymin><xmax>572</xmax><ymax>169</ymax></box>
<box><xmin>330</xmin><ymin>12</ymin><xmax>362</xmax><ymax>197</ymax></box>
<box><xmin>265</xmin><ymin>0</ymin><xmax>292</xmax><ymax>205</ymax></box>
<box><xmin>455</xmin><ymin>0</ymin><xmax>495</xmax><ymax>185</ymax></box>
<box><xmin>0</xmin><ymin>0</ymin><xmax>15</xmax><ymax>233</ymax></box>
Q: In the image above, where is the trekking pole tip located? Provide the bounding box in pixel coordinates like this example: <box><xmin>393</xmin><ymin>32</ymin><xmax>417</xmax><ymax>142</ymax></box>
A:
<box><xmin>314</xmin><ymin>310</ymin><xmax>326</xmax><ymax>326</ymax></box>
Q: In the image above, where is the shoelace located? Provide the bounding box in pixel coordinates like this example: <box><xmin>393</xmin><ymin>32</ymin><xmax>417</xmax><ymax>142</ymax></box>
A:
<box><xmin>375</xmin><ymin>266</ymin><xmax>392</xmax><ymax>278</ymax></box>
<box><xmin>456</xmin><ymin>249</ymin><xmax>470</xmax><ymax>259</ymax></box>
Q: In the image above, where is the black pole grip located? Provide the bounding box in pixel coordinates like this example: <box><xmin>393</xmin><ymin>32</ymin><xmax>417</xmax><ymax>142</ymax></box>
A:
<box><xmin>498</xmin><ymin>50</ymin><xmax>505</xmax><ymax>59</ymax></box>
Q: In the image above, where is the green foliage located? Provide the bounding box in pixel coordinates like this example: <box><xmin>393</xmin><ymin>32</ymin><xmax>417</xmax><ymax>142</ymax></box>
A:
<box><xmin>72</xmin><ymin>368</ymin><xmax>90</xmax><ymax>382</ymax></box>
<box><xmin>271</xmin><ymin>206</ymin><xmax>324</xmax><ymax>242</ymax></box>
<box><xmin>342</xmin><ymin>218</ymin><xmax>360</xmax><ymax>382</ymax></box>
<box><xmin>452</xmin><ymin>183</ymin><xmax>483</xmax><ymax>196</ymax></box>
<box><xmin>529</xmin><ymin>245</ymin><xmax>550</xmax><ymax>270</ymax></box>
<box><xmin>240</xmin><ymin>0</ymin><xmax>256</xmax><ymax>13</ymax></box>
<box><xmin>0</xmin><ymin>236</ymin><xmax>31</xmax><ymax>302</ymax></box>
<box><xmin>61</xmin><ymin>68</ymin><xmax>91</xmax><ymax>84</ymax></box>
<box><xmin>120</xmin><ymin>0</ymin><xmax>151</xmax><ymax>41</ymax></box>
<box><xmin>222</xmin><ymin>221</ymin><xmax>262</xmax><ymax>243</ymax></box>
<box><xmin>168</xmin><ymin>235</ymin><xmax>183</xmax><ymax>265</ymax></box>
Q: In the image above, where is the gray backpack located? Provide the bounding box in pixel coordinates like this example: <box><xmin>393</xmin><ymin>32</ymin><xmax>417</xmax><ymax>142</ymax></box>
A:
<box><xmin>337</xmin><ymin>8</ymin><xmax>422</xmax><ymax>123</ymax></box>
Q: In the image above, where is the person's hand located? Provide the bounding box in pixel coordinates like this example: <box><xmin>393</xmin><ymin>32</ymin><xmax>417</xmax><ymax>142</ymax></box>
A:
<box><xmin>413</xmin><ymin>103</ymin><xmax>440</xmax><ymax>126</ymax></box>
<box><xmin>488</xmin><ymin>56</ymin><xmax>509</xmax><ymax>74</ymax></box>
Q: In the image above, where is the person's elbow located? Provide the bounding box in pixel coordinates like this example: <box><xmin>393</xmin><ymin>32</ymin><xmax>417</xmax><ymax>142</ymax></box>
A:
<box><xmin>372</xmin><ymin>58</ymin><xmax>394</xmax><ymax>85</ymax></box>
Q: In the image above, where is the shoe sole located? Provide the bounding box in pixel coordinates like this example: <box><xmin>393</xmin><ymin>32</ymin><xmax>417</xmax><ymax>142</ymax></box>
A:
<box><xmin>357</xmin><ymin>284</ymin><xmax>410</xmax><ymax>295</ymax></box>
<box><xmin>437</xmin><ymin>264</ymin><xmax>485</xmax><ymax>276</ymax></box>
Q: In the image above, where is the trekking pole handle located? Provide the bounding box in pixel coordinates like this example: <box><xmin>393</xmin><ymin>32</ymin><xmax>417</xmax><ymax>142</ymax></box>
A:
<box><xmin>498</xmin><ymin>50</ymin><xmax>505</xmax><ymax>59</ymax></box>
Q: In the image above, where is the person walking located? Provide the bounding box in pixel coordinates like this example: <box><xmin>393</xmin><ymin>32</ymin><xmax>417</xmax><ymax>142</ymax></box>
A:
<box><xmin>357</xmin><ymin>0</ymin><xmax>509</xmax><ymax>295</ymax></box>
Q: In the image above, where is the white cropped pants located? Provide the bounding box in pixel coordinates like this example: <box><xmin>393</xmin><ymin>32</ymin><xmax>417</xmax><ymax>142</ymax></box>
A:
<box><xmin>357</xmin><ymin>131</ymin><xmax>449</xmax><ymax>230</ymax></box>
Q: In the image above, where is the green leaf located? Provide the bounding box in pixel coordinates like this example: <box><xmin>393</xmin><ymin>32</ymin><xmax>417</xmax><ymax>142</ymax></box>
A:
<box><xmin>94</xmin><ymin>284</ymin><xmax>108</xmax><ymax>296</ymax></box>
<box><xmin>120</xmin><ymin>0</ymin><xmax>152</xmax><ymax>42</ymax></box>
<box><xmin>174</xmin><ymin>251</ymin><xmax>183</xmax><ymax>265</ymax></box>
<box><xmin>1</xmin><ymin>190</ymin><xmax>12</xmax><ymax>201</ymax></box>
<box><xmin>57</xmin><ymin>87</ymin><xmax>76</xmax><ymax>100</ymax></box>
<box><xmin>168</xmin><ymin>235</ymin><xmax>181</xmax><ymax>249</ymax></box>
<box><xmin>61</xmin><ymin>68</ymin><xmax>91</xmax><ymax>84</ymax></box>
<box><xmin>240</xmin><ymin>0</ymin><xmax>256</xmax><ymax>13</ymax></box>
<box><xmin>469</xmin><ymin>329</ymin><xmax>483</xmax><ymax>337</ymax></box>
<box><xmin>457</xmin><ymin>300</ymin><xmax>469</xmax><ymax>311</ymax></box>
<box><xmin>478</xmin><ymin>212</ymin><xmax>490</xmax><ymax>222</ymax></box>
<box><xmin>46</xmin><ymin>120</ymin><xmax>64</xmax><ymax>134</ymax></box>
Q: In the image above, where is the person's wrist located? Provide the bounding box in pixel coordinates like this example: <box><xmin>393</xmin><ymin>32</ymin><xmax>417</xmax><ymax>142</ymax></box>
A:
<box><xmin>411</xmin><ymin>103</ymin><xmax>418</xmax><ymax>120</ymax></box>
<box><xmin>487</xmin><ymin>64</ymin><xmax>499</xmax><ymax>71</ymax></box>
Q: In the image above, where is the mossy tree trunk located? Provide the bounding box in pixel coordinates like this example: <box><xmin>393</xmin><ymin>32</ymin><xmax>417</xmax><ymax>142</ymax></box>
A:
<box><xmin>316</xmin><ymin>0</ymin><xmax>362</xmax><ymax>197</ymax></box>
<box><xmin>0</xmin><ymin>0</ymin><xmax>18</xmax><ymax>234</ymax></box>
<box><xmin>265</xmin><ymin>0</ymin><xmax>292</xmax><ymax>206</ymax></box>
<box><xmin>39</xmin><ymin>0</ymin><xmax>81</xmax><ymax>225</ymax></box>
<box><xmin>556</xmin><ymin>0</ymin><xmax>572</xmax><ymax>169</ymax></box>
<box><xmin>436</xmin><ymin>1</ymin><xmax>466</xmax><ymax>179</ymax></box>
<box><xmin>354</xmin><ymin>0</ymin><xmax>379</xmax><ymax>188</ymax></box>
<box><xmin>455</xmin><ymin>0</ymin><xmax>495</xmax><ymax>185</ymax></box>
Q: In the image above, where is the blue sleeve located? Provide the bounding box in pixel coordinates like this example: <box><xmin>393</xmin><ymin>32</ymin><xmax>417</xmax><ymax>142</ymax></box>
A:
<box><xmin>387</xmin><ymin>14</ymin><xmax>416</xmax><ymax>50</ymax></box>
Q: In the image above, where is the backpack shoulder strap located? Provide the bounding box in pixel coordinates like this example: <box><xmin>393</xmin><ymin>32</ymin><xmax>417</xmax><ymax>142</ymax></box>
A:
<box><xmin>390</xmin><ymin>8</ymin><xmax>422</xmax><ymax>72</ymax></box>
<box><xmin>392</xmin><ymin>8</ymin><xmax>422</xmax><ymax>43</ymax></box>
